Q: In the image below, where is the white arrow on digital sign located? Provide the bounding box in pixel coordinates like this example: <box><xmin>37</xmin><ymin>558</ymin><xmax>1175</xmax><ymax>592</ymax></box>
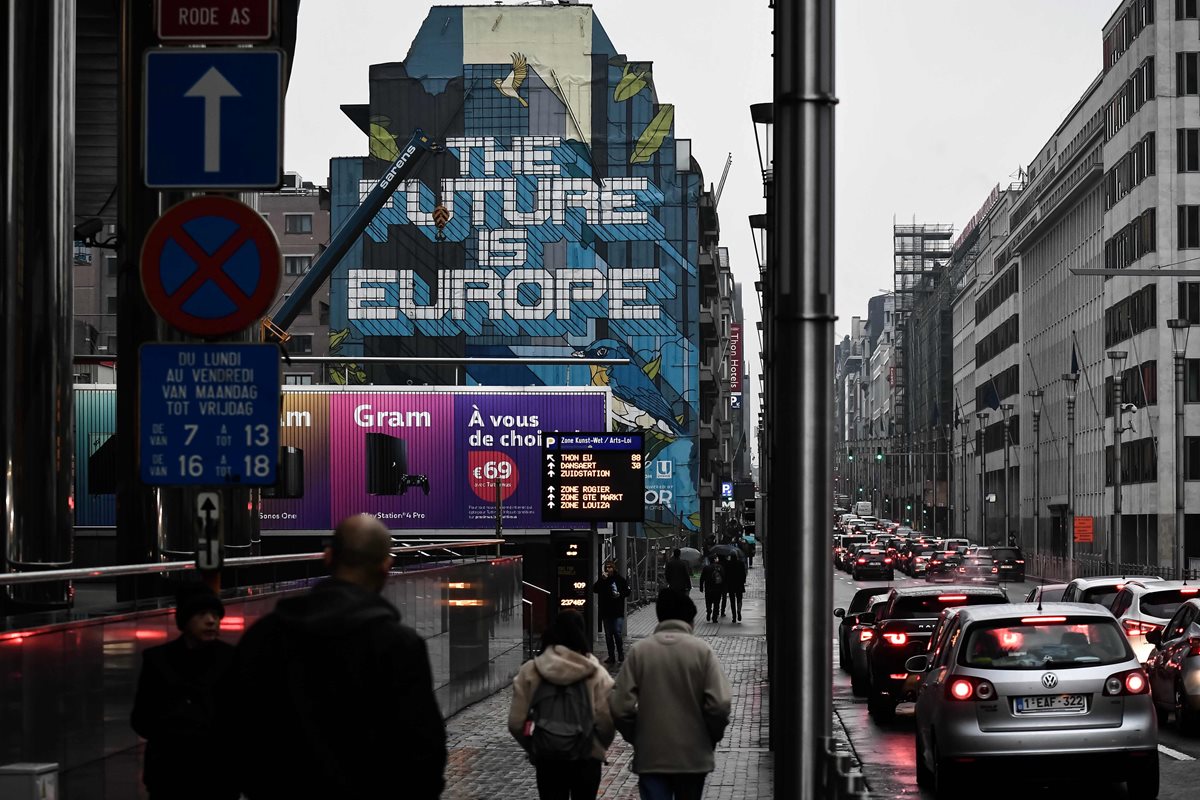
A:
<box><xmin>185</xmin><ymin>67</ymin><xmax>241</xmax><ymax>173</ymax></box>
<box><xmin>547</xmin><ymin>500</ymin><xmax>556</xmax><ymax>508</ymax></box>
<box><xmin>547</xmin><ymin>470</ymin><xmax>555</xmax><ymax>477</ymax></box>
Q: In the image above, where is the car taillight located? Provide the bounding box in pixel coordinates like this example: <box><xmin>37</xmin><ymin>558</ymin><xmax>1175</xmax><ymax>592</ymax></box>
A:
<box><xmin>859</xmin><ymin>629</ymin><xmax>875</xmax><ymax>642</ymax></box>
<box><xmin>884</xmin><ymin>557</ymin><xmax>893</xmax><ymax>564</ymax></box>
<box><xmin>991</xmin><ymin>567</ymin><xmax>998</xmax><ymax>574</ymax></box>
<box><xmin>1104</xmin><ymin>669</ymin><xmax>1149</xmax><ymax>696</ymax></box>
<box><xmin>938</xmin><ymin>595</ymin><xmax>968</xmax><ymax>602</ymax></box>
<box><xmin>1188</xmin><ymin>638</ymin><xmax>1200</xmax><ymax>657</ymax></box>
<box><xmin>947</xmin><ymin>676</ymin><xmax>995</xmax><ymax>701</ymax></box>
<box><xmin>882</xmin><ymin>632</ymin><xmax>907</xmax><ymax>646</ymax></box>
<box><xmin>914</xmin><ymin>557</ymin><xmax>925</xmax><ymax>563</ymax></box>
<box><xmin>1181</xmin><ymin>587</ymin><xmax>1200</xmax><ymax>595</ymax></box>
<box><xmin>1122</xmin><ymin>620</ymin><xmax>1162</xmax><ymax>636</ymax></box>
<box><xmin>1015</xmin><ymin>560</ymin><xmax>1025</xmax><ymax>564</ymax></box>
<box><xmin>857</xmin><ymin>558</ymin><xmax>867</xmax><ymax>564</ymax></box>
<box><xmin>958</xmin><ymin>567</ymin><xmax>967</xmax><ymax>573</ymax></box>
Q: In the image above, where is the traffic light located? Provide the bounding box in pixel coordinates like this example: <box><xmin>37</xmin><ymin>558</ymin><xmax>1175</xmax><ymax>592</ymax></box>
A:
<box><xmin>875</xmin><ymin>447</ymin><xmax>883</xmax><ymax>461</ymax></box>
<box><xmin>847</xmin><ymin>452</ymin><xmax>854</xmax><ymax>461</ymax></box>
<box><xmin>858</xmin><ymin>486</ymin><xmax>864</xmax><ymax>494</ymax></box>
<box><xmin>906</xmin><ymin>503</ymin><xmax>912</xmax><ymax>511</ymax></box>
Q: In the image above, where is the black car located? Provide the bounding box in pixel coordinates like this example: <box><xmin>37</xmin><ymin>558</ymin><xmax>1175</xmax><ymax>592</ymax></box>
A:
<box><xmin>923</xmin><ymin>551</ymin><xmax>963</xmax><ymax>583</ymax></box>
<box><xmin>955</xmin><ymin>555</ymin><xmax>1000</xmax><ymax>584</ymax></box>
<box><xmin>988</xmin><ymin>545</ymin><xmax>1025</xmax><ymax>581</ymax></box>
<box><xmin>852</xmin><ymin>548</ymin><xmax>895</xmax><ymax>581</ymax></box>
<box><xmin>863</xmin><ymin>585</ymin><xmax>1009</xmax><ymax>720</ymax></box>
<box><xmin>834</xmin><ymin>587</ymin><xmax>887</xmax><ymax>671</ymax></box>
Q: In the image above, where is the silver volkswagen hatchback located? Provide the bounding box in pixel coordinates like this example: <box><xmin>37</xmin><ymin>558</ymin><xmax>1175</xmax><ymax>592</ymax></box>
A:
<box><xmin>908</xmin><ymin>603</ymin><xmax>1158</xmax><ymax>799</ymax></box>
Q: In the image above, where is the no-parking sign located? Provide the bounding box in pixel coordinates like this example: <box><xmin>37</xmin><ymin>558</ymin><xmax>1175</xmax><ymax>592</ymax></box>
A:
<box><xmin>140</xmin><ymin>195</ymin><xmax>281</xmax><ymax>337</ymax></box>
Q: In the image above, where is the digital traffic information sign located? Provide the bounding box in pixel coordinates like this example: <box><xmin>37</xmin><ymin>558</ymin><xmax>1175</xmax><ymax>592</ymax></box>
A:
<box><xmin>542</xmin><ymin>433</ymin><xmax>645</xmax><ymax>522</ymax></box>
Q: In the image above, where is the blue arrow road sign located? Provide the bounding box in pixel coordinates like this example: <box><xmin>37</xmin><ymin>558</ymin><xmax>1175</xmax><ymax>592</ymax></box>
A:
<box><xmin>140</xmin><ymin>343</ymin><xmax>280</xmax><ymax>485</ymax></box>
<box><xmin>144</xmin><ymin>48</ymin><xmax>284</xmax><ymax>189</ymax></box>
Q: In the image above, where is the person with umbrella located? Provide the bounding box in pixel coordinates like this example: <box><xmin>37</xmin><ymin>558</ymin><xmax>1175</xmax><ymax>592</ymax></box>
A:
<box><xmin>664</xmin><ymin>549</ymin><xmax>692</xmax><ymax>594</ymax></box>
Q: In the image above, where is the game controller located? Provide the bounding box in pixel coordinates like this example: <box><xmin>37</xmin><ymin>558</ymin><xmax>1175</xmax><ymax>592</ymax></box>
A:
<box><xmin>397</xmin><ymin>474</ymin><xmax>430</xmax><ymax>496</ymax></box>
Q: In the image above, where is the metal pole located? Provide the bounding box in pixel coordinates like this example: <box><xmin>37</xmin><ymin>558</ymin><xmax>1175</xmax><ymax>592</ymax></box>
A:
<box><xmin>961</xmin><ymin>428</ymin><xmax>968</xmax><ymax>539</ymax></box>
<box><xmin>1001</xmin><ymin>404</ymin><xmax>1013</xmax><ymax>546</ymax></box>
<box><xmin>976</xmin><ymin>412</ymin><xmax>989</xmax><ymax>544</ymax></box>
<box><xmin>1029</xmin><ymin>391</ymin><xmax>1043</xmax><ymax>557</ymax></box>
<box><xmin>1177</xmin><ymin>350</ymin><xmax>1187</xmax><ymax>580</ymax></box>
<box><xmin>1109</xmin><ymin>351</ymin><xmax>1127</xmax><ymax>568</ymax></box>
<box><xmin>773</xmin><ymin>0</ymin><xmax>835</xmax><ymax>793</ymax></box>
<box><xmin>1064</xmin><ymin>374</ymin><xmax>1078</xmax><ymax>576</ymax></box>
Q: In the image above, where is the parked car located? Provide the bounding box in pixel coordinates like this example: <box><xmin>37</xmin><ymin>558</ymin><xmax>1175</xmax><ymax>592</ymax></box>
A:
<box><xmin>1111</xmin><ymin>581</ymin><xmax>1200</xmax><ymax>663</ymax></box>
<box><xmin>1061</xmin><ymin>576</ymin><xmax>1164</xmax><ymax>610</ymax></box>
<box><xmin>1145</xmin><ymin>597</ymin><xmax>1200</xmax><ymax>733</ymax></box>
<box><xmin>862</xmin><ymin>585</ymin><xmax>1009</xmax><ymax>720</ymax></box>
<box><xmin>909</xmin><ymin>603</ymin><xmax>1157</xmax><ymax>798</ymax></box>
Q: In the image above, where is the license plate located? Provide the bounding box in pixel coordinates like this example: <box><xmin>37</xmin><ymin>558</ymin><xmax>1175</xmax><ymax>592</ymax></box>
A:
<box><xmin>1014</xmin><ymin>694</ymin><xmax>1086</xmax><ymax>714</ymax></box>
<box><xmin>1000</xmin><ymin>565</ymin><xmax>1012</xmax><ymax>569</ymax></box>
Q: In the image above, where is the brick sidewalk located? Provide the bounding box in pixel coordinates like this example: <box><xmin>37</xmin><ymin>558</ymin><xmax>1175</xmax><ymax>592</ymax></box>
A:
<box><xmin>443</xmin><ymin>565</ymin><xmax>773</xmax><ymax>799</ymax></box>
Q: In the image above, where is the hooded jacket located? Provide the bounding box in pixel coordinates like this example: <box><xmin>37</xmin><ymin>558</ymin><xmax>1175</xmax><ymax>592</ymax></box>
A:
<box><xmin>610</xmin><ymin>620</ymin><xmax>732</xmax><ymax>774</ymax></box>
<box><xmin>231</xmin><ymin>578</ymin><xmax>446</xmax><ymax>800</ymax></box>
<box><xmin>507</xmin><ymin>645</ymin><xmax>616</xmax><ymax>762</ymax></box>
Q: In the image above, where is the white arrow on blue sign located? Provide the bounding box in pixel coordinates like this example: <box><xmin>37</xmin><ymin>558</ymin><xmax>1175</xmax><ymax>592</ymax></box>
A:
<box><xmin>144</xmin><ymin>48</ymin><xmax>284</xmax><ymax>189</ymax></box>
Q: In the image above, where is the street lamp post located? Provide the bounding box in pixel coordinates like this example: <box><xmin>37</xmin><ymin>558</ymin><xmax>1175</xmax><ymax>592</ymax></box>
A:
<box><xmin>1108</xmin><ymin>350</ymin><xmax>1128</xmax><ymax>568</ymax></box>
<box><xmin>1063</xmin><ymin>373</ymin><xmax>1078</xmax><ymax>577</ymax></box>
<box><xmin>1170</xmin><ymin>319</ymin><xmax>1191</xmax><ymax>580</ymax></box>
<box><xmin>961</xmin><ymin>424</ymin><xmax>969</xmax><ymax>539</ymax></box>
<box><xmin>1028</xmin><ymin>390</ymin><xmax>1043</xmax><ymax>557</ymax></box>
<box><xmin>1001</xmin><ymin>403</ymin><xmax>1014</xmax><ymax>546</ymax></box>
<box><xmin>977</xmin><ymin>411</ymin><xmax>990</xmax><ymax>544</ymax></box>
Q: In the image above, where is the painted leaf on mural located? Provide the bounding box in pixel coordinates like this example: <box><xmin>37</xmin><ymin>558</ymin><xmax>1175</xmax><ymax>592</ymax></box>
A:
<box><xmin>369</xmin><ymin>123</ymin><xmax>399</xmax><ymax>162</ymax></box>
<box><xmin>630</xmin><ymin>104</ymin><xmax>674</xmax><ymax>164</ymax></box>
<box><xmin>614</xmin><ymin>64</ymin><xmax>649</xmax><ymax>102</ymax></box>
<box><xmin>329</xmin><ymin>328</ymin><xmax>351</xmax><ymax>353</ymax></box>
<box><xmin>642</xmin><ymin>355</ymin><xmax>661</xmax><ymax>381</ymax></box>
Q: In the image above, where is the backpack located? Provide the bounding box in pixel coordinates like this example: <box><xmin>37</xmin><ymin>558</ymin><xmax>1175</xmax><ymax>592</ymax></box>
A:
<box><xmin>527</xmin><ymin>678</ymin><xmax>594</xmax><ymax>763</ymax></box>
<box><xmin>710</xmin><ymin>563</ymin><xmax>725</xmax><ymax>586</ymax></box>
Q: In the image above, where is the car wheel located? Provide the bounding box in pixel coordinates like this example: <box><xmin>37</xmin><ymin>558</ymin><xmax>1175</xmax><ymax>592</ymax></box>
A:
<box><xmin>914</xmin><ymin>732</ymin><xmax>933</xmax><ymax>788</ymax></box>
<box><xmin>1154</xmin><ymin>699</ymin><xmax>1170</xmax><ymax>727</ymax></box>
<box><xmin>867</xmin><ymin>691</ymin><xmax>895</xmax><ymax>722</ymax></box>
<box><xmin>932</xmin><ymin>740</ymin><xmax>960</xmax><ymax>800</ymax></box>
<box><xmin>1177</xmin><ymin>682</ymin><xmax>1200</xmax><ymax>736</ymax></box>
<box><xmin>1125</xmin><ymin>756</ymin><xmax>1160</xmax><ymax>800</ymax></box>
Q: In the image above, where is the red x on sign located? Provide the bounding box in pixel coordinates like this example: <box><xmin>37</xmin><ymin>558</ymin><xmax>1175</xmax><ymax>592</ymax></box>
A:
<box><xmin>140</xmin><ymin>196</ymin><xmax>281</xmax><ymax>337</ymax></box>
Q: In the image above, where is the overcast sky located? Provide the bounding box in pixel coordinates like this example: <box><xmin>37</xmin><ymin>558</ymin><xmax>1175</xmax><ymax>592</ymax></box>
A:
<box><xmin>284</xmin><ymin>0</ymin><xmax>1114</xmax><ymax>396</ymax></box>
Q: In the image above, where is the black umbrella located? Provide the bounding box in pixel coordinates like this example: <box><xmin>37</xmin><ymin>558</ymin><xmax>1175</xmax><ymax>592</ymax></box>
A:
<box><xmin>709</xmin><ymin>544</ymin><xmax>746</xmax><ymax>560</ymax></box>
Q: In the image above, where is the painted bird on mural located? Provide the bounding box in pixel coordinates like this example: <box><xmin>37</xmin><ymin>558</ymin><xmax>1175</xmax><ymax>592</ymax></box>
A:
<box><xmin>493</xmin><ymin>53</ymin><xmax>530</xmax><ymax>108</ymax></box>
<box><xmin>573</xmin><ymin>339</ymin><xmax>685</xmax><ymax>437</ymax></box>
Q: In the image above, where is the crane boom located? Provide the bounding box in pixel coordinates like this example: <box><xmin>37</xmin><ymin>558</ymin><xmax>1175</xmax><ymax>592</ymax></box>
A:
<box><xmin>266</xmin><ymin>128</ymin><xmax>439</xmax><ymax>337</ymax></box>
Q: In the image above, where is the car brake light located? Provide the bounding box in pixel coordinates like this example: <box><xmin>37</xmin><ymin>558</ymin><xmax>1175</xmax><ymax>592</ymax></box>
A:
<box><xmin>950</xmin><ymin>679</ymin><xmax>973</xmax><ymax>700</ymax></box>
<box><xmin>1122</xmin><ymin>619</ymin><xmax>1162</xmax><ymax>636</ymax></box>
<box><xmin>883</xmin><ymin>632</ymin><xmax>907</xmax><ymax>645</ymax></box>
<box><xmin>991</xmin><ymin>567</ymin><xmax>998</xmax><ymax>574</ymax></box>
<box><xmin>1015</xmin><ymin>560</ymin><xmax>1025</xmax><ymax>564</ymax></box>
<box><xmin>1188</xmin><ymin>638</ymin><xmax>1200</xmax><ymax>657</ymax></box>
<box><xmin>1182</xmin><ymin>588</ymin><xmax>1200</xmax><ymax>595</ymax></box>
<box><xmin>938</xmin><ymin>595</ymin><xmax>968</xmax><ymax>602</ymax></box>
<box><xmin>884</xmin><ymin>557</ymin><xmax>893</xmax><ymax>564</ymax></box>
<box><xmin>859</xmin><ymin>629</ymin><xmax>875</xmax><ymax>642</ymax></box>
<box><xmin>1020</xmin><ymin>616</ymin><xmax>1067</xmax><ymax>623</ymax></box>
<box><xmin>857</xmin><ymin>558</ymin><xmax>867</xmax><ymax>564</ymax></box>
<box><xmin>889</xmin><ymin>673</ymin><xmax>908</xmax><ymax>680</ymax></box>
<box><xmin>1104</xmin><ymin>669</ymin><xmax>1149</xmax><ymax>696</ymax></box>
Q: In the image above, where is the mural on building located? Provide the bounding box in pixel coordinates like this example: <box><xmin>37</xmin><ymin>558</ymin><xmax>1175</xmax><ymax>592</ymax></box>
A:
<box><xmin>328</xmin><ymin>6</ymin><xmax>702</xmax><ymax>535</ymax></box>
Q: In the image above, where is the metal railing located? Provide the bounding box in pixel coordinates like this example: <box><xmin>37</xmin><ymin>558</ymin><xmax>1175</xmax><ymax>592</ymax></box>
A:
<box><xmin>0</xmin><ymin>539</ymin><xmax>504</xmax><ymax>586</ymax></box>
<box><xmin>1027</xmin><ymin>552</ymin><xmax>1200</xmax><ymax>584</ymax></box>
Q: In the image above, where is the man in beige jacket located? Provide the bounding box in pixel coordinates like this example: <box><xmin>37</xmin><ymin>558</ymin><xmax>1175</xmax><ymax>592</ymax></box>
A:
<box><xmin>610</xmin><ymin>589</ymin><xmax>732</xmax><ymax>800</ymax></box>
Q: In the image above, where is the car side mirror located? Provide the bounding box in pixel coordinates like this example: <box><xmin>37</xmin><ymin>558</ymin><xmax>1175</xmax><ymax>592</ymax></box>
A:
<box><xmin>905</xmin><ymin>654</ymin><xmax>929</xmax><ymax>673</ymax></box>
<box><xmin>834</xmin><ymin>607</ymin><xmax>846</xmax><ymax>618</ymax></box>
<box><xmin>1145</xmin><ymin>629</ymin><xmax>1161</xmax><ymax>646</ymax></box>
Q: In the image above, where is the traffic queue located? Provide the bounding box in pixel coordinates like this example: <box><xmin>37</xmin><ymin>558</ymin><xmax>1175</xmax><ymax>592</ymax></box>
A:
<box><xmin>831</xmin><ymin>509</ymin><xmax>1200</xmax><ymax>799</ymax></box>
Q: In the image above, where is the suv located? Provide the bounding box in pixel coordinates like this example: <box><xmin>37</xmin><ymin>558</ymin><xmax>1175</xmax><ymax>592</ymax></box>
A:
<box><xmin>1145</xmin><ymin>598</ymin><xmax>1200</xmax><ymax>733</ymax></box>
<box><xmin>1062</xmin><ymin>576</ymin><xmax>1164</xmax><ymax>610</ymax></box>
<box><xmin>988</xmin><ymin>546</ymin><xmax>1025</xmax><ymax>581</ymax></box>
<box><xmin>1110</xmin><ymin>580</ymin><xmax>1200</xmax><ymax>662</ymax></box>
<box><xmin>852</xmin><ymin>548</ymin><xmax>895</xmax><ymax>581</ymax></box>
<box><xmin>835</xmin><ymin>587</ymin><xmax>888</xmax><ymax>670</ymax></box>
<box><xmin>863</xmin><ymin>585</ymin><xmax>1009</xmax><ymax>720</ymax></box>
<box><xmin>909</xmin><ymin>603</ymin><xmax>1157</xmax><ymax>798</ymax></box>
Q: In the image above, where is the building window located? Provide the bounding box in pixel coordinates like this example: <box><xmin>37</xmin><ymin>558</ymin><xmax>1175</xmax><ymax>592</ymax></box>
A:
<box><xmin>285</xmin><ymin>255</ymin><xmax>312</xmax><ymax>275</ymax></box>
<box><xmin>285</xmin><ymin>214</ymin><xmax>313</xmax><ymax>234</ymax></box>
<box><xmin>1186</xmin><ymin>437</ymin><xmax>1200</xmax><ymax>479</ymax></box>
<box><xmin>1187</xmin><ymin>359</ymin><xmax>1200</xmax><ymax>402</ymax></box>
<box><xmin>1180</xmin><ymin>283</ymin><xmax>1200</xmax><ymax>324</ymax></box>
<box><xmin>1181</xmin><ymin>129</ymin><xmax>1200</xmax><ymax>172</ymax></box>
<box><xmin>105</xmin><ymin>295</ymin><xmax>118</xmax><ymax>315</ymax></box>
<box><xmin>1180</xmin><ymin>53</ymin><xmax>1200</xmax><ymax>96</ymax></box>
<box><xmin>1105</xmin><ymin>284</ymin><xmax>1157</xmax><ymax>347</ymax></box>
<box><xmin>284</xmin><ymin>374</ymin><xmax>313</xmax><ymax>385</ymax></box>
<box><xmin>284</xmin><ymin>334</ymin><xmax>313</xmax><ymax>354</ymax></box>
<box><xmin>1103</xmin><ymin>207</ymin><xmax>1156</xmax><ymax>269</ymax></box>
<box><xmin>1179</xmin><ymin>0</ymin><xmax>1198</xmax><ymax>19</ymax></box>
<box><xmin>1181</xmin><ymin>205</ymin><xmax>1200</xmax><ymax>249</ymax></box>
<box><xmin>1106</xmin><ymin>57</ymin><xmax>1155</xmax><ymax>137</ymax></box>
<box><xmin>319</xmin><ymin>301</ymin><xmax>330</xmax><ymax>325</ymax></box>
<box><xmin>105</xmin><ymin>256</ymin><xmax>118</xmax><ymax>276</ymax></box>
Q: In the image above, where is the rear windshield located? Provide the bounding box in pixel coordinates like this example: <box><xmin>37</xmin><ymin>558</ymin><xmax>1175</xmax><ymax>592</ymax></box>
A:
<box><xmin>963</xmin><ymin>557</ymin><xmax>995</xmax><ymax>567</ymax></box>
<box><xmin>991</xmin><ymin>548</ymin><xmax>1021</xmax><ymax>560</ymax></box>
<box><xmin>891</xmin><ymin>593</ymin><xmax>1006</xmax><ymax>618</ymax></box>
<box><xmin>843</xmin><ymin>536</ymin><xmax>867</xmax><ymax>545</ymax></box>
<box><xmin>1033</xmin><ymin>587</ymin><xmax>1067</xmax><ymax>602</ymax></box>
<box><xmin>1140</xmin><ymin>589</ymin><xmax>1200</xmax><ymax>619</ymax></box>
<box><xmin>960</xmin><ymin>618</ymin><xmax>1132</xmax><ymax>669</ymax></box>
<box><xmin>1081</xmin><ymin>586</ymin><xmax>1122</xmax><ymax>608</ymax></box>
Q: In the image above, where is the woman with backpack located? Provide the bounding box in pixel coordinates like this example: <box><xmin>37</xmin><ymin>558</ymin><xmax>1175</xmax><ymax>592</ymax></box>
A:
<box><xmin>508</xmin><ymin>610</ymin><xmax>615</xmax><ymax>800</ymax></box>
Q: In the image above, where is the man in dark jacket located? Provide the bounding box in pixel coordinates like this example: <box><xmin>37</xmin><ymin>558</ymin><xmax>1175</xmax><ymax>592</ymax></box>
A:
<box><xmin>698</xmin><ymin>557</ymin><xmax>725</xmax><ymax>623</ymax></box>
<box><xmin>724</xmin><ymin>554</ymin><xmax>748</xmax><ymax>623</ymax></box>
<box><xmin>131</xmin><ymin>584</ymin><xmax>238</xmax><ymax>800</ymax></box>
<box><xmin>593</xmin><ymin>559</ymin><xmax>631</xmax><ymax>664</ymax></box>
<box><xmin>664</xmin><ymin>549</ymin><xmax>692</xmax><ymax>594</ymax></box>
<box><xmin>232</xmin><ymin>514</ymin><xmax>447</xmax><ymax>800</ymax></box>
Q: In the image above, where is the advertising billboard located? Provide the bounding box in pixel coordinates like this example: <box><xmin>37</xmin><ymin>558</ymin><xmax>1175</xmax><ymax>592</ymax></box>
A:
<box><xmin>326</xmin><ymin>5</ymin><xmax>702</xmax><ymax>538</ymax></box>
<box><xmin>74</xmin><ymin>386</ymin><xmax>609</xmax><ymax>532</ymax></box>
